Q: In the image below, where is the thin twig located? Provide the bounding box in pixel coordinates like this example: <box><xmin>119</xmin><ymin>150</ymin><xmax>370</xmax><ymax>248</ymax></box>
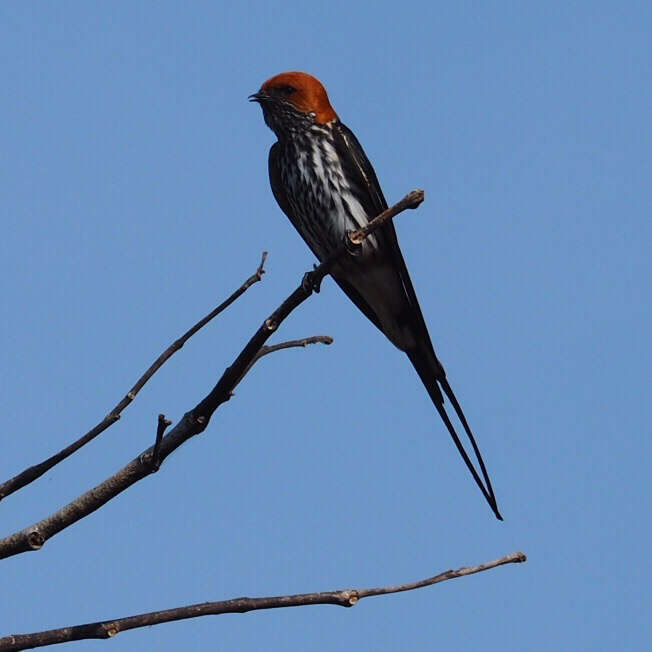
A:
<box><xmin>150</xmin><ymin>415</ymin><xmax>171</xmax><ymax>470</ymax></box>
<box><xmin>348</xmin><ymin>189</ymin><xmax>424</xmax><ymax>245</ymax></box>
<box><xmin>0</xmin><ymin>253</ymin><xmax>268</xmax><ymax>502</ymax></box>
<box><xmin>0</xmin><ymin>190</ymin><xmax>421</xmax><ymax>560</ymax></box>
<box><xmin>314</xmin><ymin>189</ymin><xmax>424</xmax><ymax>284</ymax></box>
<box><xmin>0</xmin><ymin>552</ymin><xmax>526</xmax><ymax>651</ymax></box>
<box><xmin>231</xmin><ymin>335</ymin><xmax>333</xmax><ymax>385</ymax></box>
<box><xmin>255</xmin><ymin>335</ymin><xmax>334</xmax><ymax>360</ymax></box>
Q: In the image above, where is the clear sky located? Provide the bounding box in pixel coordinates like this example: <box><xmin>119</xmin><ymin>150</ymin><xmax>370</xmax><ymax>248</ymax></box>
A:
<box><xmin>1</xmin><ymin>2</ymin><xmax>650</xmax><ymax>650</ymax></box>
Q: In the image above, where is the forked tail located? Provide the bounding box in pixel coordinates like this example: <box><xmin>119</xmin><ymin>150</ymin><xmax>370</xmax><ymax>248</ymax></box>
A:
<box><xmin>407</xmin><ymin>349</ymin><xmax>503</xmax><ymax>520</ymax></box>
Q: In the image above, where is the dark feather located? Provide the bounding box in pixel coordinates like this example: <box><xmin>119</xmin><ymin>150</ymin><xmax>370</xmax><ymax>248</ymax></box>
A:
<box><xmin>268</xmin><ymin>125</ymin><xmax>501</xmax><ymax>519</ymax></box>
<box><xmin>269</xmin><ymin>141</ymin><xmax>384</xmax><ymax>332</ymax></box>
<box><xmin>331</xmin><ymin>122</ymin><xmax>439</xmax><ymax>360</ymax></box>
<box><xmin>331</xmin><ymin>123</ymin><xmax>502</xmax><ymax>518</ymax></box>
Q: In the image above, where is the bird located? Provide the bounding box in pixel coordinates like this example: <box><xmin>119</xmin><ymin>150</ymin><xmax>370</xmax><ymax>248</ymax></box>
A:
<box><xmin>250</xmin><ymin>71</ymin><xmax>502</xmax><ymax>520</ymax></box>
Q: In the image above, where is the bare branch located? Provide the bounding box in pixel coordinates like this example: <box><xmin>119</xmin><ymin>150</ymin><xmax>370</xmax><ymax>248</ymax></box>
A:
<box><xmin>0</xmin><ymin>191</ymin><xmax>421</xmax><ymax>560</ymax></box>
<box><xmin>255</xmin><ymin>335</ymin><xmax>334</xmax><ymax>361</ymax></box>
<box><xmin>0</xmin><ymin>551</ymin><xmax>526</xmax><ymax>651</ymax></box>
<box><xmin>150</xmin><ymin>414</ymin><xmax>172</xmax><ymax>470</ymax></box>
<box><xmin>312</xmin><ymin>189</ymin><xmax>424</xmax><ymax>286</ymax></box>
<box><xmin>0</xmin><ymin>253</ymin><xmax>268</xmax><ymax>502</ymax></box>
<box><xmin>228</xmin><ymin>335</ymin><xmax>334</xmax><ymax>386</ymax></box>
<box><xmin>348</xmin><ymin>189</ymin><xmax>424</xmax><ymax>246</ymax></box>
<box><xmin>356</xmin><ymin>551</ymin><xmax>526</xmax><ymax>598</ymax></box>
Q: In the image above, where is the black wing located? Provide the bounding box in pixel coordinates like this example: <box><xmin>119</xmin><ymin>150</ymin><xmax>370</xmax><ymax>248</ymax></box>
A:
<box><xmin>330</xmin><ymin>122</ymin><xmax>441</xmax><ymax>362</ymax></box>
<box><xmin>269</xmin><ymin>132</ymin><xmax>500</xmax><ymax>518</ymax></box>
<box><xmin>331</xmin><ymin>123</ymin><xmax>502</xmax><ymax>519</ymax></box>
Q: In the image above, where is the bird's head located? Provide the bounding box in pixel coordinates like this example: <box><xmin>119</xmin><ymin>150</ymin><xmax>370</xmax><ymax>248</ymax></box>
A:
<box><xmin>250</xmin><ymin>72</ymin><xmax>338</xmax><ymax>138</ymax></box>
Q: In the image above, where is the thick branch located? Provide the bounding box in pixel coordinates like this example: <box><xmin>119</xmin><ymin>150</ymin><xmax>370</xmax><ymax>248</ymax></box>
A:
<box><xmin>0</xmin><ymin>190</ymin><xmax>420</xmax><ymax>560</ymax></box>
<box><xmin>0</xmin><ymin>253</ymin><xmax>268</xmax><ymax>502</ymax></box>
<box><xmin>0</xmin><ymin>551</ymin><xmax>526</xmax><ymax>651</ymax></box>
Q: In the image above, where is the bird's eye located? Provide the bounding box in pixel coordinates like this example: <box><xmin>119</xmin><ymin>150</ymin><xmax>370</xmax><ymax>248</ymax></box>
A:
<box><xmin>277</xmin><ymin>85</ymin><xmax>296</xmax><ymax>97</ymax></box>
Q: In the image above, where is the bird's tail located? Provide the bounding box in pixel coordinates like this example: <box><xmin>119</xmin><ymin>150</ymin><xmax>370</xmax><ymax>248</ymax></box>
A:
<box><xmin>407</xmin><ymin>347</ymin><xmax>503</xmax><ymax>520</ymax></box>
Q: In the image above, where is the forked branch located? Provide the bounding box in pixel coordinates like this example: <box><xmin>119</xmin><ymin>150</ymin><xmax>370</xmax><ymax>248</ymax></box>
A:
<box><xmin>0</xmin><ymin>190</ymin><xmax>423</xmax><ymax>561</ymax></box>
<box><xmin>0</xmin><ymin>253</ymin><xmax>268</xmax><ymax>502</ymax></box>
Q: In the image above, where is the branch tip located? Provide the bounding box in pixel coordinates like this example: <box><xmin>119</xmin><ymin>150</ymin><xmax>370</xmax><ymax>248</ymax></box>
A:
<box><xmin>254</xmin><ymin>336</ymin><xmax>334</xmax><ymax>363</ymax></box>
<box><xmin>406</xmin><ymin>189</ymin><xmax>425</xmax><ymax>208</ymax></box>
<box><xmin>149</xmin><ymin>415</ymin><xmax>171</xmax><ymax>470</ymax></box>
<box><xmin>258</xmin><ymin>251</ymin><xmax>268</xmax><ymax>275</ymax></box>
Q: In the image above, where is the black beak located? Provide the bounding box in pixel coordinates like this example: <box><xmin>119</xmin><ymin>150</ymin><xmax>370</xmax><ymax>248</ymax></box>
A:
<box><xmin>248</xmin><ymin>91</ymin><xmax>265</xmax><ymax>103</ymax></box>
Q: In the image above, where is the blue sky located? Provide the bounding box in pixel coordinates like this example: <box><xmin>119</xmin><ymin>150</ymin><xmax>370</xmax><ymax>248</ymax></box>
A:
<box><xmin>1</xmin><ymin>1</ymin><xmax>650</xmax><ymax>650</ymax></box>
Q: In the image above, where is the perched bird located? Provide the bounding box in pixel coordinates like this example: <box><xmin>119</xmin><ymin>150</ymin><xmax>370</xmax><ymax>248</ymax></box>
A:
<box><xmin>250</xmin><ymin>72</ymin><xmax>502</xmax><ymax>520</ymax></box>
